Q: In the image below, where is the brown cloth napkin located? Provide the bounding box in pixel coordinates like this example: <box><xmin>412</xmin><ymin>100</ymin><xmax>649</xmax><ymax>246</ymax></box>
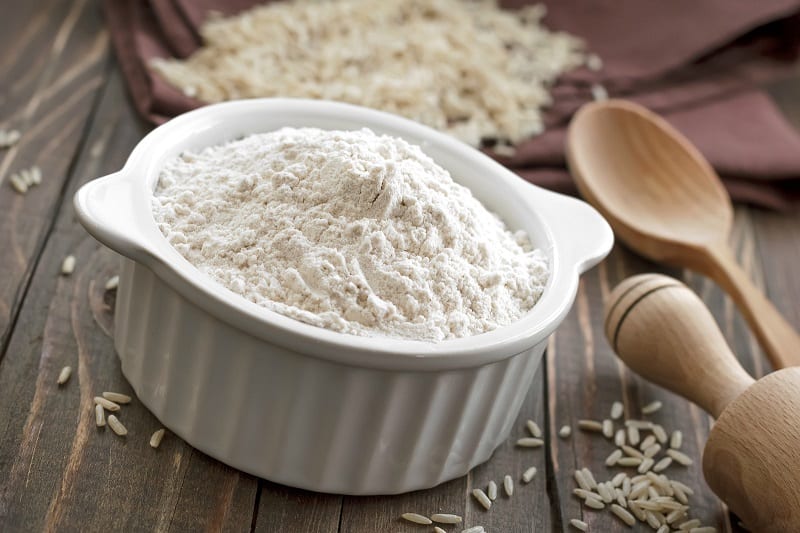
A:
<box><xmin>104</xmin><ymin>0</ymin><xmax>800</xmax><ymax>209</ymax></box>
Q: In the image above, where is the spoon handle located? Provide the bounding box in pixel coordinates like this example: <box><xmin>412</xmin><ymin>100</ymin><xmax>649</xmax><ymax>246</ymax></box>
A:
<box><xmin>605</xmin><ymin>274</ymin><xmax>754</xmax><ymax>418</ymax></box>
<box><xmin>703</xmin><ymin>245</ymin><xmax>800</xmax><ymax>369</ymax></box>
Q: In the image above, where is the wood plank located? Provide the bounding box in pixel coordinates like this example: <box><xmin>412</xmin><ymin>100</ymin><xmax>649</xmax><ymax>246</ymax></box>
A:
<box><xmin>0</xmin><ymin>72</ymin><xmax>258</xmax><ymax>532</ymax></box>
<box><xmin>0</xmin><ymin>0</ymin><xmax>110</xmax><ymax>356</ymax></box>
<box><xmin>254</xmin><ymin>482</ymin><xmax>341</xmax><ymax>533</ymax></box>
<box><xmin>337</xmin><ymin>363</ymin><xmax>551</xmax><ymax>532</ymax></box>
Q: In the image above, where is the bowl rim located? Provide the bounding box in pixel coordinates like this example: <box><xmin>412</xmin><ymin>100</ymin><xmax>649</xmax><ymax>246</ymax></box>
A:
<box><xmin>75</xmin><ymin>98</ymin><xmax>612</xmax><ymax>370</ymax></box>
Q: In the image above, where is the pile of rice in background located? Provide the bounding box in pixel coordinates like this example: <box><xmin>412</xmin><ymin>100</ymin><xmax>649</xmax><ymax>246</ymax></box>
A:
<box><xmin>150</xmin><ymin>0</ymin><xmax>589</xmax><ymax>148</ymax></box>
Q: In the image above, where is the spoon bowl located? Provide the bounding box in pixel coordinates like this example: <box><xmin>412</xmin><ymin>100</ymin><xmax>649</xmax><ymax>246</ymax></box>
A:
<box><xmin>568</xmin><ymin>99</ymin><xmax>800</xmax><ymax>369</ymax></box>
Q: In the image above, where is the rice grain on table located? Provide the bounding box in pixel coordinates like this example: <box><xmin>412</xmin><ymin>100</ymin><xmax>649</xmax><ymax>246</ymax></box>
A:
<box><xmin>670</xmin><ymin>430</ymin><xmax>683</xmax><ymax>449</ymax></box>
<box><xmin>57</xmin><ymin>366</ymin><xmax>72</xmax><ymax>385</ymax></box>
<box><xmin>434</xmin><ymin>528</ymin><xmax>446</xmax><ymax>533</ymax></box>
<box><xmin>605</xmin><ymin>449</ymin><xmax>622</xmax><ymax>466</ymax></box>
<box><xmin>461</xmin><ymin>527</ymin><xmax>484</xmax><ymax>533</ymax></box>
<box><xmin>643</xmin><ymin>444</ymin><xmax>661</xmax><ymax>458</ymax></box>
<box><xmin>61</xmin><ymin>255</ymin><xmax>76</xmax><ymax>275</ymax></box>
<box><xmin>107</xmin><ymin>415</ymin><xmax>127</xmax><ymax>436</ymax></box>
<box><xmin>678</xmin><ymin>518</ymin><xmax>701</xmax><ymax>530</ymax></box>
<box><xmin>639</xmin><ymin>435</ymin><xmax>656</xmax><ymax>450</ymax></box>
<box><xmin>105</xmin><ymin>275</ymin><xmax>120</xmax><ymax>290</ymax></box>
<box><xmin>150</xmin><ymin>428</ymin><xmax>166</xmax><ymax>448</ymax></box>
<box><xmin>559</xmin><ymin>425</ymin><xmax>572</xmax><ymax>438</ymax></box>
<box><xmin>401</xmin><ymin>513</ymin><xmax>432</xmax><ymax>525</ymax></box>
<box><xmin>93</xmin><ymin>396</ymin><xmax>120</xmax><ymax>412</ymax></box>
<box><xmin>151</xmin><ymin>0</ymin><xmax>588</xmax><ymax>147</ymax></box>
<box><xmin>667</xmin><ymin>449</ymin><xmax>694</xmax><ymax>466</ymax></box>
<box><xmin>611</xmin><ymin>503</ymin><xmax>636</xmax><ymax>526</ymax></box>
<box><xmin>652</xmin><ymin>424</ymin><xmax>669</xmax><ymax>444</ymax></box>
<box><xmin>472</xmin><ymin>488</ymin><xmax>492</xmax><ymax>510</ymax></box>
<box><xmin>627</xmin><ymin>425</ymin><xmax>640</xmax><ymax>446</ymax></box>
<box><xmin>573</xmin><ymin>488</ymin><xmax>602</xmax><ymax>501</ymax></box>
<box><xmin>522</xmin><ymin>466</ymin><xmax>537</xmax><ymax>483</ymax></box>
<box><xmin>431</xmin><ymin>514</ymin><xmax>462</xmax><ymax>524</ymax></box>
<box><xmin>614</xmin><ymin>428</ymin><xmax>626</xmax><ymax>447</ymax></box>
<box><xmin>503</xmin><ymin>474</ymin><xmax>514</xmax><ymax>496</ymax></box>
<box><xmin>584</xmin><ymin>496</ymin><xmax>605</xmax><ymax>510</ymax></box>
<box><xmin>641</xmin><ymin>400</ymin><xmax>663</xmax><ymax>414</ymax></box>
<box><xmin>637</xmin><ymin>457</ymin><xmax>654</xmax><ymax>473</ymax></box>
<box><xmin>526</xmin><ymin>419</ymin><xmax>542</xmax><ymax>438</ymax></box>
<box><xmin>622</xmin><ymin>445</ymin><xmax>644</xmax><ymax>459</ymax></box>
<box><xmin>102</xmin><ymin>391</ymin><xmax>132</xmax><ymax>404</ymax></box>
<box><xmin>517</xmin><ymin>437</ymin><xmax>544</xmax><ymax>448</ymax></box>
<box><xmin>95</xmin><ymin>404</ymin><xmax>106</xmax><ymax>427</ymax></box>
<box><xmin>10</xmin><ymin>174</ymin><xmax>28</xmax><ymax>194</ymax></box>
<box><xmin>581</xmin><ymin>468</ymin><xmax>598</xmax><ymax>489</ymax></box>
<box><xmin>487</xmin><ymin>480</ymin><xmax>497</xmax><ymax>500</ymax></box>
<box><xmin>610</xmin><ymin>401</ymin><xmax>624</xmax><ymax>420</ymax></box>
<box><xmin>569</xmin><ymin>518</ymin><xmax>588</xmax><ymax>531</ymax></box>
<box><xmin>602</xmin><ymin>419</ymin><xmax>614</xmax><ymax>438</ymax></box>
<box><xmin>617</xmin><ymin>457</ymin><xmax>642</xmax><ymax>468</ymax></box>
<box><xmin>574</xmin><ymin>470</ymin><xmax>592</xmax><ymax>491</ymax></box>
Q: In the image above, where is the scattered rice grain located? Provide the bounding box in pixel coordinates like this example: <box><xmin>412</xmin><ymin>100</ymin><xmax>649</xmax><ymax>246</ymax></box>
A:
<box><xmin>621</xmin><ymin>445</ymin><xmax>644</xmax><ymax>459</ymax></box>
<box><xmin>522</xmin><ymin>466</ymin><xmax>537</xmax><ymax>483</ymax></box>
<box><xmin>653</xmin><ymin>457</ymin><xmax>672</xmax><ymax>473</ymax></box>
<box><xmin>93</xmin><ymin>396</ymin><xmax>120</xmax><ymax>412</ymax></box>
<box><xmin>559</xmin><ymin>425</ymin><xmax>572</xmax><ymax>438</ymax></box>
<box><xmin>472</xmin><ymin>488</ymin><xmax>492</xmax><ymax>510</ymax></box>
<box><xmin>688</xmin><ymin>527</ymin><xmax>717</xmax><ymax>533</ymax></box>
<box><xmin>150</xmin><ymin>428</ymin><xmax>166</xmax><ymax>448</ymax></box>
<box><xmin>57</xmin><ymin>366</ymin><xmax>72</xmax><ymax>385</ymax></box>
<box><xmin>614</xmin><ymin>428</ymin><xmax>626</xmax><ymax>447</ymax></box>
<box><xmin>678</xmin><ymin>519</ymin><xmax>701</xmax><ymax>530</ymax></box>
<box><xmin>581</xmin><ymin>468</ymin><xmax>597</xmax><ymax>489</ymax></box>
<box><xmin>516</xmin><ymin>437</ymin><xmax>544</xmax><ymax>448</ymax></box>
<box><xmin>617</xmin><ymin>457</ymin><xmax>642</xmax><ymax>468</ymax></box>
<box><xmin>95</xmin><ymin>404</ymin><xmax>105</xmax><ymax>427</ymax></box>
<box><xmin>401</xmin><ymin>513</ymin><xmax>432</xmax><ymax>525</ymax></box>
<box><xmin>487</xmin><ymin>480</ymin><xmax>497</xmax><ymax>500</ymax></box>
<box><xmin>627</xmin><ymin>426</ymin><xmax>640</xmax><ymax>446</ymax></box>
<box><xmin>641</xmin><ymin>400</ymin><xmax>663</xmax><ymax>414</ymax></box>
<box><xmin>639</xmin><ymin>435</ymin><xmax>656</xmax><ymax>450</ymax></box>
<box><xmin>61</xmin><ymin>255</ymin><xmax>76</xmax><ymax>275</ymax></box>
<box><xmin>431</xmin><ymin>513</ymin><xmax>462</xmax><ymax>524</ymax></box>
<box><xmin>10</xmin><ymin>174</ymin><xmax>28</xmax><ymax>194</ymax></box>
<box><xmin>573</xmin><ymin>488</ymin><xmax>601</xmax><ymax>500</ymax></box>
<box><xmin>597</xmin><ymin>482</ymin><xmax>613</xmax><ymax>503</ymax></box>
<box><xmin>605</xmin><ymin>449</ymin><xmax>622</xmax><ymax>466</ymax></box>
<box><xmin>461</xmin><ymin>527</ymin><xmax>484</xmax><ymax>533</ymax></box>
<box><xmin>666</xmin><ymin>449</ymin><xmax>694</xmax><ymax>466</ymax></box>
<box><xmin>652</xmin><ymin>424</ymin><xmax>668</xmax><ymax>443</ymax></box>
<box><xmin>102</xmin><ymin>391</ymin><xmax>132</xmax><ymax>404</ymax></box>
<box><xmin>591</xmin><ymin>84</ymin><xmax>608</xmax><ymax>102</ymax></box>
<box><xmin>434</xmin><ymin>528</ymin><xmax>446</xmax><ymax>533</ymax></box>
<box><xmin>670</xmin><ymin>430</ymin><xmax>683</xmax><ymax>450</ymax></box>
<box><xmin>569</xmin><ymin>518</ymin><xmax>588</xmax><ymax>531</ymax></box>
<box><xmin>643</xmin><ymin>444</ymin><xmax>661</xmax><ymax>458</ymax></box>
<box><xmin>584</xmin><ymin>497</ymin><xmax>605</xmax><ymax>510</ymax></box>
<box><xmin>611</xmin><ymin>473</ymin><xmax>627</xmax><ymax>487</ymax></box>
<box><xmin>107</xmin><ymin>414</ymin><xmax>127</xmax><ymax>436</ymax></box>
<box><xmin>503</xmin><ymin>474</ymin><xmax>514</xmax><ymax>496</ymax></box>
<box><xmin>574</xmin><ymin>470</ymin><xmax>591</xmax><ymax>491</ymax></box>
<box><xmin>610</xmin><ymin>503</ymin><xmax>636</xmax><ymax>526</ymax></box>
<box><xmin>625</xmin><ymin>420</ymin><xmax>653</xmax><ymax>429</ymax></box>
<box><xmin>610</xmin><ymin>401</ymin><xmax>623</xmax><ymax>420</ymax></box>
<box><xmin>105</xmin><ymin>275</ymin><xmax>120</xmax><ymax>291</ymax></box>
<box><xmin>602</xmin><ymin>419</ymin><xmax>614</xmax><ymax>438</ymax></box>
<box><xmin>526</xmin><ymin>419</ymin><xmax>542</xmax><ymax>438</ymax></box>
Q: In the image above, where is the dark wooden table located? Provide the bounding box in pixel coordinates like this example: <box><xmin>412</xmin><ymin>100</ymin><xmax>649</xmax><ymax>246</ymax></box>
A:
<box><xmin>1</xmin><ymin>2</ymin><xmax>798</xmax><ymax>531</ymax></box>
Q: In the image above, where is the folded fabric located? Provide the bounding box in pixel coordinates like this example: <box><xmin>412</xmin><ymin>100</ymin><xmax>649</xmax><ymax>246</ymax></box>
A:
<box><xmin>103</xmin><ymin>0</ymin><xmax>800</xmax><ymax>209</ymax></box>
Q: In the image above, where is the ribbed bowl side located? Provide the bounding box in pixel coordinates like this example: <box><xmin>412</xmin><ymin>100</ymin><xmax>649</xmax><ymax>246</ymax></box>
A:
<box><xmin>114</xmin><ymin>261</ymin><xmax>546</xmax><ymax>495</ymax></box>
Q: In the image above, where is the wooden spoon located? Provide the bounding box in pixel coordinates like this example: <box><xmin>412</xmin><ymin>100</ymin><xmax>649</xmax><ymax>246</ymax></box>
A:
<box><xmin>605</xmin><ymin>274</ymin><xmax>800</xmax><ymax>532</ymax></box>
<box><xmin>567</xmin><ymin>99</ymin><xmax>800</xmax><ymax>369</ymax></box>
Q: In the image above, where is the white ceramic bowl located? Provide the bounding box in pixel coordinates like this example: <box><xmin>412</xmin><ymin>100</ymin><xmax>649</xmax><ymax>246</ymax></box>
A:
<box><xmin>74</xmin><ymin>99</ymin><xmax>612</xmax><ymax>495</ymax></box>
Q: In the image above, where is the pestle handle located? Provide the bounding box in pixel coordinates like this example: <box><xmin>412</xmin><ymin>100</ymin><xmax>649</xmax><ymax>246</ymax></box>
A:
<box><xmin>604</xmin><ymin>274</ymin><xmax>754</xmax><ymax>418</ymax></box>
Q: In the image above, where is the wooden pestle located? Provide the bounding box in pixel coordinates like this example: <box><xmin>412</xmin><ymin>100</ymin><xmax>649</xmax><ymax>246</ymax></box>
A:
<box><xmin>605</xmin><ymin>273</ymin><xmax>800</xmax><ymax>532</ymax></box>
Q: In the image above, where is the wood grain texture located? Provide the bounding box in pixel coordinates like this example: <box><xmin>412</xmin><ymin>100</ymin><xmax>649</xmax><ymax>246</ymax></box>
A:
<box><xmin>0</xmin><ymin>0</ymin><xmax>109</xmax><ymax>356</ymax></box>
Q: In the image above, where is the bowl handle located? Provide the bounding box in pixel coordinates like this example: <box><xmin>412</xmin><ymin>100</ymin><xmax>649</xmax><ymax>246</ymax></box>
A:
<box><xmin>516</xmin><ymin>182</ymin><xmax>614</xmax><ymax>274</ymax></box>
<box><xmin>74</xmin><ymin>172</ymin><xmax>155</xmax><ymax>260</ymax></box>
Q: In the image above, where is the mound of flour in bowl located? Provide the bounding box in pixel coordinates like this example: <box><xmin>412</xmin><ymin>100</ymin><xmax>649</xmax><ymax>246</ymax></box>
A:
<box><xmin>152</xmin><ymin>127</ymin><xmax>548</xmax><ymax>341</ymax></box>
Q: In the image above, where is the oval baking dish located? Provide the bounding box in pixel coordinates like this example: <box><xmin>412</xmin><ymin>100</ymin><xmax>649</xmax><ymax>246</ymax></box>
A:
<box><xmin>74</xmin><ymin>99</ymin><xmax>612</xmax><ymax>495</ymax></box>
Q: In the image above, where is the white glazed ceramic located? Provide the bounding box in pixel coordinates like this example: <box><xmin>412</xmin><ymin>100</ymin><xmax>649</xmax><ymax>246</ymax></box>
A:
<box><xmin>74</xmin><ymin>99</ymin><xmax>612</xmax><ymax>495</ymax></box>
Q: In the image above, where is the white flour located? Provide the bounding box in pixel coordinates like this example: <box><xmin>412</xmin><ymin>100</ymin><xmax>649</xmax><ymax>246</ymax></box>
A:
<box><xmin>152</xmin><ymin>128</ymin><xmax>548</xmax><ymax>341</ymax></box>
